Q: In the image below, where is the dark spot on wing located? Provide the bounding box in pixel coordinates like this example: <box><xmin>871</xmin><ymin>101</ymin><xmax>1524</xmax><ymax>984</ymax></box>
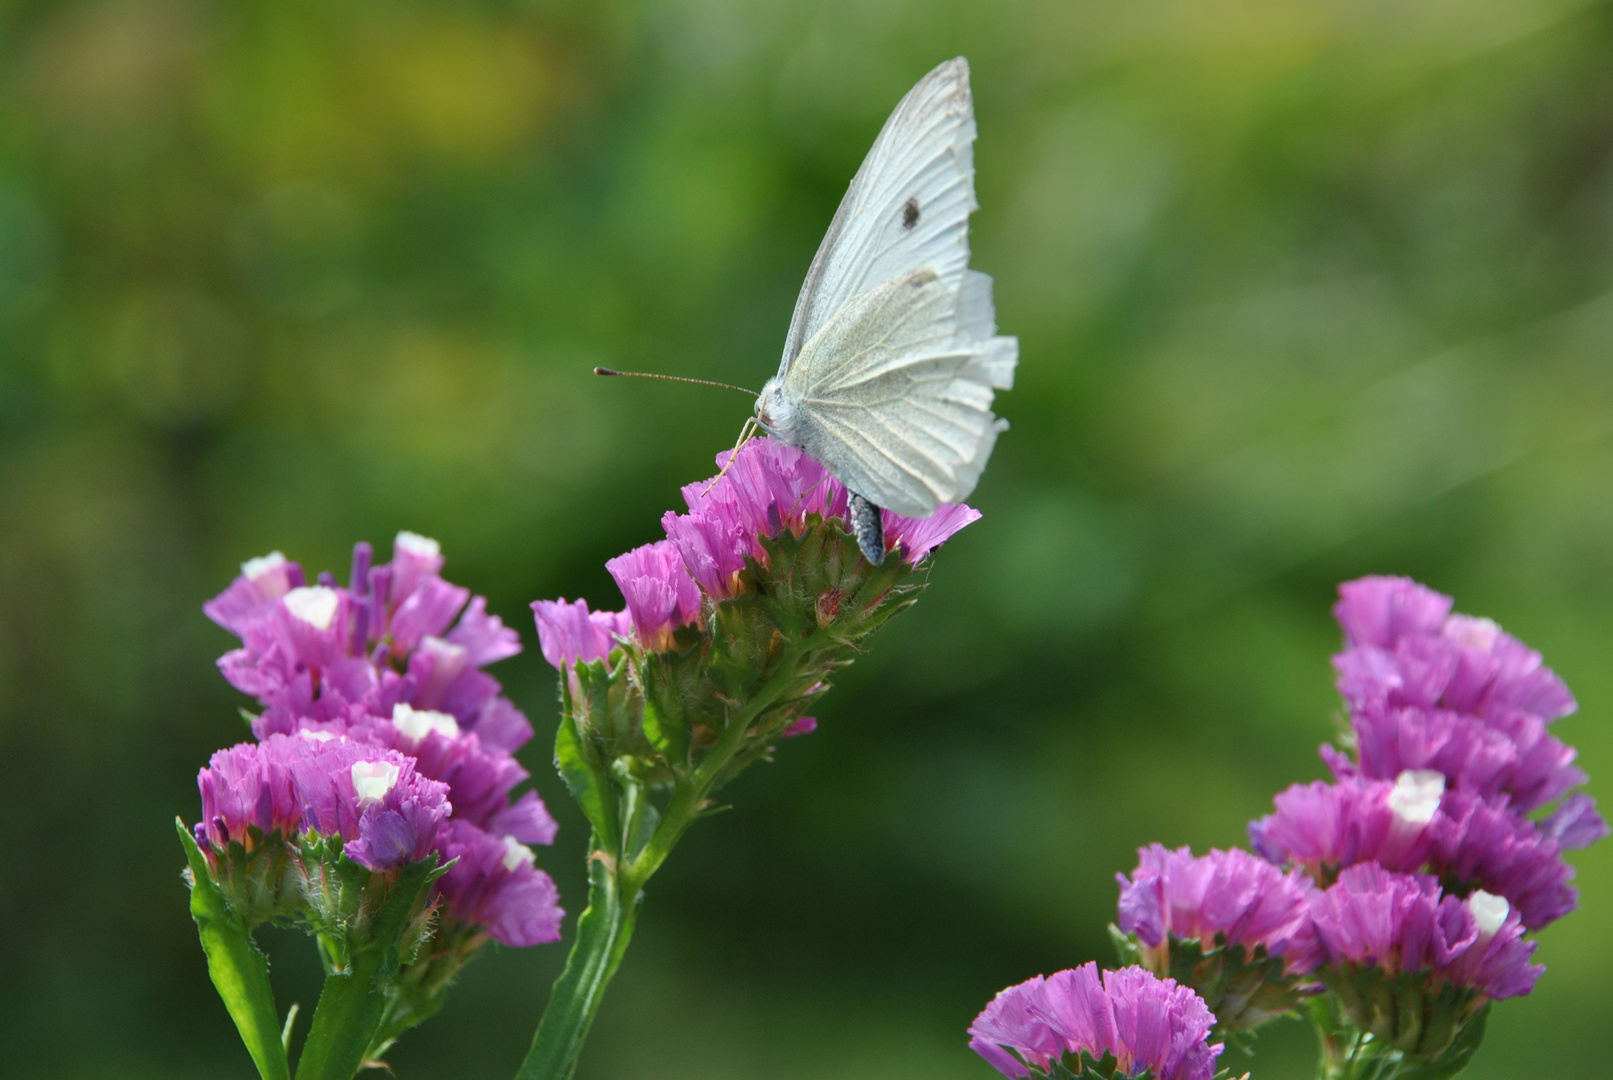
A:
<box><xmin>902</xmin><ymin>197</ymin><xmax>920</xmax><ymax>230</ymax></box>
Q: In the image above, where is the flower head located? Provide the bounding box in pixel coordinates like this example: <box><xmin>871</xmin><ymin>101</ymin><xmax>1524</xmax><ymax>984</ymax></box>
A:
<box><xmin>205</xmin><ymin>533</ymin><xmax>534</xmax><ymax>756</ymax></box>
<box><xmin>1307</xmin><ymin>864</ymin><xmax>1541</xmax><ymax>1000</ymax></box>
<box><xmin>283</xmin><ymin>735</ymin><xmax>452</xmax><ymax>871</ymax></box>
<box><xmin>194</xmin><ymin>739</ymin><xmax>303</xmax><ymax>852</ymax></box>
<box><xmin>1117</xmin><ymin>845</ymin><xmax>1320</xmax><ymax>974</ymax></box>
<box><xmin>969</xmin><ymin>963</ymin><xmax>1222</xmax><ymax>1080</ymax></box>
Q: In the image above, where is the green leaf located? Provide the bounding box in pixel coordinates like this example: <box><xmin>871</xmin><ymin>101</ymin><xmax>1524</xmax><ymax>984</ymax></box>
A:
<box><xmin>178</xmin><ymin>819</ymin><xmax>291</xmax><ymax>1080</ymax></box>
<box><xmin>294</xmin><ymin>857</ymin><xmax>439</xmax><ymax>1080</ymax></box>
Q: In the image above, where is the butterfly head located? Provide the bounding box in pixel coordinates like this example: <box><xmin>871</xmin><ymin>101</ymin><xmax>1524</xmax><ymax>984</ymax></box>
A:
<box><xmin>754</xmin><ymin>376</ymin><xmax>797</xmax><ymax>443</ymax></box>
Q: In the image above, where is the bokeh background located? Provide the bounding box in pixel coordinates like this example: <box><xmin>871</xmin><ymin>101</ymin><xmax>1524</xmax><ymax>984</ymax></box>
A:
<box><xmin>2</xmin><ymin>0</ymin><xmax>1611</xmax><ymax>1076</ymax></box>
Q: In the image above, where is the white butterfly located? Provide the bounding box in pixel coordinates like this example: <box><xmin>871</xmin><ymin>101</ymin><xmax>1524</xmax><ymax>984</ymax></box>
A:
<box><xmin>754</xmin><ymin>56</ymin><xmax>1017</xmax><ymax>564</ymax></box>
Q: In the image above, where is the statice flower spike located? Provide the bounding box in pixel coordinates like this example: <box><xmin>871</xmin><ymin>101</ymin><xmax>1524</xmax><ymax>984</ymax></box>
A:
<box><xmin>522</xmin><ymin>435</ymin><xmax>982</xmax><ymax>1080</ymax></box>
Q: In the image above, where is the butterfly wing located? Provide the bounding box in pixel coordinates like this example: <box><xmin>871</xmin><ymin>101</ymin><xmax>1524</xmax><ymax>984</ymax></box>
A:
<box><xmin>783</xmin><ymin>267</ymin><xmax>1016</xmax><ymax>517</ymax></box>
<box><xmin>778</xmin><ymin>57</ymin><xmax>980</xmax><ymax>376</ymax></box>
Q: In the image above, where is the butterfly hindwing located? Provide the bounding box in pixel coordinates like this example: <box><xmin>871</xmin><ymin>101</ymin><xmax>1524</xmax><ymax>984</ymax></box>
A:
<box><xmin>784</xmin><ymin>267</ymin><xmax>1015</xmax><ymax>517</ymax></box>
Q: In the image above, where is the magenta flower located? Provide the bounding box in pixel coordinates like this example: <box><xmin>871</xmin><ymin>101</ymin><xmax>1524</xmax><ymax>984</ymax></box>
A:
<box><xmin>203</xmin><ymin>551</ymin><xmax>305</xmax><ymax>637</ymax></box>
<box><xmin>675</xmin><ymin>436</ymin><xmax>979</xmax><ymax>567</ymax></box>
<box><xmin>605</xmin><ymin>540</ymin><xmax>703</xmax><ymax>652</ymax></box>
<box><xmin>286</xmin><ymin>736</ymin><xmax>452</xmax><ymax>871</ymax></box>
<box><xmin>1253</xmin><ymin>772</ymin><xmax>1579</xmax><ymax>930</ymax></box>
<box><xmin>1116</xmin><ymin>845</ymin><xmax>1320</xmax><ymax>974</ymax></box>
<box><xmin>1540</xmin><ymin>792</ymin><xmax>1612</xmax><ymax>850</ymax></box>
<box><xmin>531</xmin><ymin>598</ymin><xmax>631</xmax><ymax>670</ymax></box>
<box><xmin>969</xmin><ymin>963</ymin><xmax>1222</xmax><ymax>1080</ymax></box>
<box><xmin>433</xmin><ymin>820</ymin><xmax>564</xmax><ymax>947</ymax></box>
<box><xmin>1332</xmin><ymin>577</ymin><xmax>1575</xmax><ymax>723</ymax></box>
<box><xmin>1334</xmin><ymin>704</ymin><xmax>1585</xmax><ymax>813</ymax></box>
<box><xmin>1307</xmin><ymin>864</ymin><xmax>1541</xmax><ymax>1000</ymax></box>
<box><xmin>206</xmin><ymin>533</ymin><xmax>535</xmax><ymax>756</ymax></box>
<box><xmin>194</xmin><ymin>739</ymin><xmax>303</xmax><ymax>852</ymax></box>
<box><xmin>1429</xmin><ymin>789</ymin><xmax>1578</xmax><ymax>930</ymax></box>
<box><xmin>1249</xmin><ymin>774</ymin><xmax>1442</xmax><ymax>880</ymax></box>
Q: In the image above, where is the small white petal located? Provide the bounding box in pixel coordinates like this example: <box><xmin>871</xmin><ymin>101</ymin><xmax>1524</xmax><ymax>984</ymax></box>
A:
<box><xmin>1468</xmin><ymin>890</ymin><xmax>1509</xmax><ymax>935</ymax></box>
<box><xmin>396</xmin><ymin>531</ymin><xmax>441</xmax><ymax>558</ymax></box>
<box><xmin>352</xmin><ymin>760</ymin><xmax>401</xmax><ymax>803</ymax></box>
<box><xmin>242</xmin><ymin>552</ymin><xmax>288</xmax><ymax>580</ymax></box>
<box><xmin>284</xmin><ymin>586</ymin><xmax>340</xmax><ymax>631</ymax></box>
<box><xmin>392</xmin><ymin>703</ymin><xmax>460</xmax><ymax>741</ymax></box>
<box><xmin>1389</xmin><ymin>769</ymin><xmax>1446</xmax><ymax>825</ymax></box>
<box><xmin>501</xmin><ymin>836</ymin><xmax>537</xmax><ymax>873</ymax></box>
<box><xmin>1444</xmin><ymin>615</ymin><xmax>1500</xmax><ymax>651</ymax></box>
<box><xmin>300</xmin><ymin>729</ymin><xmax>341</xmax><ymax>743</ymax></box>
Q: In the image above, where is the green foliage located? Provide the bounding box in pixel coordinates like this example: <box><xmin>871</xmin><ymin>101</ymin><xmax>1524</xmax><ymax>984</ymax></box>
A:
<box><xmin>1308</xmin><ymin>969</ymin><xmax>1491</xmax><ymax>1080</ymax></box>
<box><xmin>1115</xmin><ymin>927</ymin><xmax>1313</xmax><ymax>1037</ymax></box>
<box><xmin>178</xmin><ymin>820</ymin><xmax>293</xmax><ymax>1080</ymax></box>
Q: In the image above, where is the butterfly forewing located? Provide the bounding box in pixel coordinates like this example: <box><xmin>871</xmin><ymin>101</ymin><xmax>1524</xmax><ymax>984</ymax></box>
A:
<box><xmin>779</xmin><ymin>58</ymin><xmax>979</xmax><ymax>374</ymax></box>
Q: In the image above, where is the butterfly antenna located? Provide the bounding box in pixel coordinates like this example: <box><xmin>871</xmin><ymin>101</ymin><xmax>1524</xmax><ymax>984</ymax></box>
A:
<box><xmin>700</xmin><ymin>417</ymin><xmax>759</xmax><ymax>497</ymax></box>
<box><xmin>594</xmin><ymin>367</ymin><xmax>757</xmax><ymax>396</ymax></box>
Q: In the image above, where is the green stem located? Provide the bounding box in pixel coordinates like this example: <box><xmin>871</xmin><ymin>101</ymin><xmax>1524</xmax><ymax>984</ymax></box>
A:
<box><xmin>178</xmin><ymin>821</ymin><xmax>292</xmax><ymax>1080</ymax></box>
<box><xmin>514</xmin><ymin>640</ymin><xmax>811</xmax><ymax>1080</ymax></box>
<box><xmin>513</xmin><ymin>843</ymin><xmax>639</xmax><ymax>1080</ymax></box>
<box><xmin>294</xmin><ymin>860</ymin><xmax>436</xmax><ymax>1080</ymax></box>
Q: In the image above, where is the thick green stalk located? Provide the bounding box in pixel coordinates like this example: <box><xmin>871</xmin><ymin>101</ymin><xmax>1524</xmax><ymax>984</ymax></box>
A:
<box><xmin>294</xmin><ymin>860</ymin><xmax>436</xmax><ymax>1080</ymax></box>
<box><xmin>514</xmin><ymin>641</ymin><xmax>810</xmax><ymax>1080</ymax></box>
<box><xmin>513</xmin><ymin>844</ymin><xmax>640</xmax><ymax>1080</ymax></box>
<box><xmin>178</xmin><ymin>821</ymin><xmax>292</xmax><ymax>1080</ymax></box>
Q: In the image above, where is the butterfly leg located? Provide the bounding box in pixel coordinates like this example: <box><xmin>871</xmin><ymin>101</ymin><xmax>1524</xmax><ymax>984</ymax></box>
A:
<box><xmin>846</xmin><ymin>491</ymin><xmax>885</xmax><ymax>565</ymax></box>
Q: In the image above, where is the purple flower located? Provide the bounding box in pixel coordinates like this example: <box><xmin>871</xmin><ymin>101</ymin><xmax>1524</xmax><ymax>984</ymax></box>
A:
<box><xmin>1338</xmin><ymin>704</ymin><xmax>1585</xmax><ymax>812</ymax></box>
<box><xmin>1334</xmin><ymin>576</ymin><xmax>1452</xmax><ymax>650</ymax></box>
<box><xmin>780</xmin><ymin>715</ymin><xmax>818</xmax><ymax>738</ymax></box>
<box><xmin>1116</xmin><ymin>845</ymin><xmax>1320</xmax><ymax>974</ymax></box>
<box><xmin>606</xmin><ymin>540</ymin><xmax>703</xmax><ymax>651</ymax></box>
<box><xmin>1540</xmin><ymin>792</ymin><xmax>1611</xmax><ymax>850</ymax></box>
<box><xmin>661</xmin><ymin>507</ymin><xmax>750</xmax><ymax>599</ymax></box>
<box><xmin>194</xmin><ymin>739</ymin><xmax>303</xmax><ymax>852</ymax></box>
<box><xmin>1249</xmin><ymin>774</ymin><xmax>1442</xmax><ymax>880</ymax></box>
<box><xmin>1253</xmin><ymin>772</ymin><xmax>1579</xmax><ymax>931</ymax></box>
<box><xmin>1429</xmin><ymin>789</ymin><xmax>1578</xmax><ymax>930</ymax></box>
<box><xmin>531</xmin><ymin>598</ymin><xmax>631</xmax><ymax>670</ymax></box>
<box><xmin>1307</xmin><ymin>864</ymin><xmax>1541</xmax><ymax>1000</ymax></box>
<box><xmin>205</xmin><ymin>534</ymin><xmax>535</xmax><ymax>756</ymax></box>
<box><xmin>677</xmin><ymin>436</ymin><xmax>979</xmax><ymax>567</ymax></box>
<box><xmin>285</xmin><ymin>736</ymin><xmax>452</xmax><ymax>871</ymax></box>
<box><xmin>203</xmin><ymin>551</ymin><xmax>306</xmax><ymax>637</ymax></box>
<box><xmin>969</xmin><ymin>963</ymin><xmax>1222</xmax><ymax>1080</ymax></box>
<box><xmin>1333</xmin><ymin>577</ymin><xmax>1575</xmax><ymax>724</ymax></box>
<box><xmin>335</xmin><ymin>704</ymin><xmax>534</xmax><ymax>832</ymax></box>
<box><xmin>433</xmin><ymin>820</ymin><xmax>564</xmax><ymax>947</ymax></box>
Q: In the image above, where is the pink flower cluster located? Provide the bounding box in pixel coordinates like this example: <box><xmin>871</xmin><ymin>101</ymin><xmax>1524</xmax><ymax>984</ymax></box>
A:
<box><xmin>1116</xmin><ymin>845</ymin><xmax>1320</xmax><ymax>974</ymax></box>
<box><xmin>969</xmin><ymin>963</ymin><xmax>1222</xmax><ymax>1080</ymax></box>
<box><xmin>195</xmin><ymin>534</ymin><xmax>562</xmax><ymax>947</ymax></box>
<box><xmin>533</xmin><ymin>436</ymin><xmax>981</xmax><ymax>668</ymax></box>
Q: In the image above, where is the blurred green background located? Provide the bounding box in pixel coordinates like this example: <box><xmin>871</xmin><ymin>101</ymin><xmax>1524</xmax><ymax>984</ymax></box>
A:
<box><xmin>2</xmin><ymin>0</ymin><xmax>1611</xmax><ymax>1077</ymax></box>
